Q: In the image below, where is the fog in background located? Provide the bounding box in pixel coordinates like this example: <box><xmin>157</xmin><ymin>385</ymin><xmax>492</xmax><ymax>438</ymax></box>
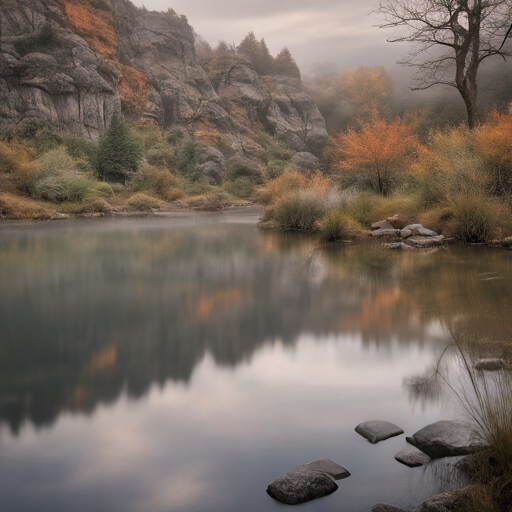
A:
<box><xmin>130</xmin><ymin>0</ymin><xmax>512</xmax><ymax>126</ymax></box>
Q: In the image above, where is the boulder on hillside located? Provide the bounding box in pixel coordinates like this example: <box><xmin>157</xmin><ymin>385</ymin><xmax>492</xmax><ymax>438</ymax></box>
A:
<box><xmin>290</xmin><ymin>152</ymin><xmax>319</xmax><ymax>172</ymax></box>
<box><xmin>407</xmin><ymin>421</ymin><xmax>486</xmax><ymax>458</ymax></box>
<box><xmin>355</xmin><ymin>421</ymin><xmax>404</xmax><ymax>444</ymax></box>
<box><xmin>266</xmin><ymin>458</ymin><xmax>349</xmax><ymax>505</ymax></box>
<box><xmin>196</xmin><ymin>145</ymin><xmax>226</xmax><ymax>182</ymax></box>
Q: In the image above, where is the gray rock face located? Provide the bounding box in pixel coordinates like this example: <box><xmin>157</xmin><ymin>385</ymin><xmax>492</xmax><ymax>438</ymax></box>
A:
<box><xmin>0</xmin><ymin>0</ymin><xmax>328</xmax><ymax>150</ymax></box>
<box><xmin>0</xmin><ymin>0</ymin><xmax>120</xmax><ymax>138</ymax></box>
<box><xmin>394</xmin><ymin>449</ymin><xmax>431</xmax><ymax>467</ymax></box>
<box><xmin>290</xmin><ymin>152</ymin><xmax>320</xmax><ymax>172</ymax></box>
<box><xmin>355</xmin><ymin>421</ymin><xmax>404</xmax><ymax>444</ymax></box>
<box><xmin>407</xmin><ymin>421</ymin><xmax>486</xmax><ymax>458</ymax></box>
<box><xmin>371</xmin><ymin>504</ymin><xmax>410</xmax><ymax>512</ymax></box>
<box><xmin>266</xmin><ymin>458</ymin><xmax>349</xmax><ymax>505</ymax></box>
<box><xmin>266</xmin><ymin>467</ymin><xmax>338</xmax><ymax>505</ymax></box>
<box><xmin>417</xmin><ymin>488</ymin><xmax>467</xmax><ymax>512</ymax></box>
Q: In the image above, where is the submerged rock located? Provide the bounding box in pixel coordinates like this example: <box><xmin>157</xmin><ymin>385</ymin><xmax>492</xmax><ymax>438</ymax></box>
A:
<box><xmin>355</xmin><ymin>421</ymin><xmax>404</xmax><ymax>444</ymax></box>
<box><xmin>394</xmin><ymin>449</ymin><xmax>431</xmax><ymax>467</ymax></box>
<box><xmin>406</xmin><ymin>236</ymin><xmax>445</xmax><ymax>248</ymax></box>
<box><xmin>371</xmin><ymin>504</ymin><xmax>410</xmax><ymax>512</ymax></box>
<box><xmin>382</xmin><ymin>242</ymin><xmax>415</xmax><ymax>251</ymax></box>
<box><xmin>474</xmin><ymin>358</ymin><xmax>509</xmax><ymax>371</ymax></box>
<box><xmin>266</xmin><ymin>458</ymin><xmax>349</xmax><ymax>505</ymax></box>
<box><xmin>407</xmin><ymin>421</ymin><xmax>486</xmax><ymax>458</ymax></box>
<box><xmin>417</xmin><ymin>488</ymin><xmax>468</xmax><ymax>512</ymax></box>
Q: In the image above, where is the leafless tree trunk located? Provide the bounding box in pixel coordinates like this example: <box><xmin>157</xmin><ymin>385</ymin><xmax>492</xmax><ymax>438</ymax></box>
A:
<box><xmin>375</xmin><ymin>0</ymin><xmax>512</xmax><ymax>128</ymax></box>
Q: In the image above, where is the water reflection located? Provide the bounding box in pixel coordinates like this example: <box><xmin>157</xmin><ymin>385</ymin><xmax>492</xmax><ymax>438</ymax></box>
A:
<box><xmin>1</xmin><ymin>219</ymin><xmax>512</xmax><ymax>435</ymax></box>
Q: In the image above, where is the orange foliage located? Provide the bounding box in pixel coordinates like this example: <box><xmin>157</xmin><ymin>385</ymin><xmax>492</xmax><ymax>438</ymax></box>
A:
<box><xmin>259</xmin><ymin>169</ymin><xmax>332</xmax><ymax>205</ymax></box>
<box><xmin>117</xmin><ymin>64</ymin><xmax>150</xmax><ymax>118</ymax></box>
<box><xmin>63</xmin><ymin>0</ymin><xmax>118</xmax><ymax>59</ymax></box>
<box><xmin>471</xmin><ymin>112</ymin><xmax>512</xmax><ymax>172</ymax></box>
<box><xmin>195</xmin><ymin>128</ymin><xmax>221</xmax><ymax>146</ymax></box>
<box><xmin>326</xmin><ymin>113</ymin><xmax>421</xmax><ymax>194</ymax></box>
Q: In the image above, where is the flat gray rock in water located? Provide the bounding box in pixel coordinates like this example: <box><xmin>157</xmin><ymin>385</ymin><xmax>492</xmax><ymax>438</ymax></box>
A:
<box><xmin>406</xmin><ymin>236</ymin><xmax>445</xmax><ymax>248</ymax></box>
<box><xmin>355</xmin><ymin>421</ymin><xmax>404</xmax><ymax>444</ymax></box>
<box><xmin>394</xmin><ymin>449</ymin><xmax>431</xmax><ymax>467</ymax></box>
<box><xmin>382</xmin><ymin>242</ymin><xmax>415</xmax><ymax>251</ymax></box>
<box><xmin>298</xmin><ymin>458</ymin><xmax>350</xmax><ymax>480</ymax></box>
<box><xmin>407</xmin><ymin>420</ymin><xmax>486</xmax><ymax>458</ymax></box>
<box><xmin>372</xmin><ymin>504</ymin><xmax>410</xmax><ymax>512</ymax></box>
<box><xmin>403</xmin><ymin>224</ymin><xmax>439</xmax><ymax>237</ymax></box>
<box><xmin>266</xmin><ymin>467</ymin><xmax>338</xmax><ymax>505</ymax></box>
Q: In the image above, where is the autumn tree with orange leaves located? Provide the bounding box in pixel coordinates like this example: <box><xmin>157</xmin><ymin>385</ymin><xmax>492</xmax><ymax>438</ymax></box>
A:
<box><xmin>326</xmin><ymin>114</ymin><xmax>421</xmax><ymax>194</ymax></box>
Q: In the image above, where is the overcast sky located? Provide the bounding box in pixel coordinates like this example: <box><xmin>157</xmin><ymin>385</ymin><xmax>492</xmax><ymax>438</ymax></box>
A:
<box><xmin>130</xmin><ymin>0</ymin><xmax>409</xmax><ymax>74</ymax></box>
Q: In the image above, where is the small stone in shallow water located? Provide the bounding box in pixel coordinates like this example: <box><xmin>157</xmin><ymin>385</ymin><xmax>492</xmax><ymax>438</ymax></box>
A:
<box><xmin>394</xmin><ymin>449</ymin><xmax>431</xmax><ymax>467</ymax></box>
<box><xmin>355</xmin><ymin>421</ymin><xmax>404</xmax><ymax>444</ymax></box>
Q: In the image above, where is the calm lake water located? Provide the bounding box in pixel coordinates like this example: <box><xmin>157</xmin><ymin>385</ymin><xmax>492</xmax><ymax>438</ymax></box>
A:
<box><xmin>0</xmin><ymin>209</ymin><xmax>511</xmax><ymax>512</ymax></box>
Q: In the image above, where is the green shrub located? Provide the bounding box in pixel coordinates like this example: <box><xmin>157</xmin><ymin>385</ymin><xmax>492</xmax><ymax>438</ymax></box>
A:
<box><xmin>226</xmin><ymin>156</ymin><xmax>262</xmax><ymax>182</ymax></box>
<box><xmin>34</xmin><ymin>147</ymin><xmax>94</xmax><ymax>202</ymax></box>
<box><xmin>341</xmin><ymin>191</ymin><xmax>383</xmax><ymax>226</ymax></box>
<box><xmin>225</xmin><ymin>177</ymin><xmax>255</xmax><ymax>199</ymax></box>
<box><xmin>146</xmin><ymin>143</ymin><xmax>177</xmax><ymax>170</ymax></box>
<box><xmin>319</xmin><ymin>209</ymin><xmax>362</xmax><ymax>242</ymax></box>
<box><xmin>86</xmin><ymin>182</ymin><xmax>114</xmax><ymax>199</ymax></box>
<box><xmin>125</xmin><ymin>193</ymin><xmax>165</xmax><ymax>211</ymax></box>
<box><xmin>263</xmin><ymin>160</ymin><xmax>286</xmax><ymax>181</ymax></box>
<box><xmin>268</xmin><ymin>190</ymin><xmax>326</xmax><ymax>230</ymax></box>
<box><xmin>59</xmin><ymin>198</ymin><xmax>112</xmax><ymax>214</ymax></box>
<box><xmin>63</xmin><ymin>136</ymin><xmax>99</xmax><ymax>169</ymax></box>
<box><xmin>128</xmin><ymin>164</ymin><xmax>181</xmax><ymax>199</ymax></box>
<box><xmin>98</xmin><ymin>114</ymin><xmax>144</xmax><ymax>183</ymax></box>
<box><xmin>271</xmin><ymin>141</ymin><xmax>294</xmax><ymax>161</ymax></box>
<box><xmin>446</xmin><ymin>191</ymin><xmax>504</xmax><ymax>242</ymax></box>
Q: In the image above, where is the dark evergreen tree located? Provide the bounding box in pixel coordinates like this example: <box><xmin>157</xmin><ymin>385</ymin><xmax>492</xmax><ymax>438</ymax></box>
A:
<box><xmin>237</xmin><ymin>32</ymin><xmax>261</xmax><ymax>66</ymax></box>
<box><xmin>257</xmin><ymin>39</ymin><xmax>274</xmax><ymax>75</ymax></box>
<box><xmin>273</xmin><ymin>47</ymin><xmax>301</xmax><ymax>79</ymax></box>
<box><xmin>97</xmin><ymin>114</ymin><xmax>143</xmax><ymax>183</ymax></box>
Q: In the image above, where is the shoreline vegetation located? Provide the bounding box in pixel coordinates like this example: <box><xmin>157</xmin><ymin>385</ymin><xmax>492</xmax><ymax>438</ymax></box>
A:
<box><xmin>3</xmin><ymin>110</ymin><xmax>512</xmax><ymax>250</ymax></box>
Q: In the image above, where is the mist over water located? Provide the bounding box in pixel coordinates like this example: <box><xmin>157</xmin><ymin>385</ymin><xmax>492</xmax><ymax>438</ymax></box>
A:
<box><xmin>0</xmin><ymin>214</ymin><xmax>510</xmax><ymax>511</ymax></box>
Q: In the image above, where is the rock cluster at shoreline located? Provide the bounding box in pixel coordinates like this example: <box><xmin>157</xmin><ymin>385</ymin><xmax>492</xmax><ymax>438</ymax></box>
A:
<box><xmin>266</xmin><ymin>418</ymin><xmax>486</xmax><ymax>510</ymax></box>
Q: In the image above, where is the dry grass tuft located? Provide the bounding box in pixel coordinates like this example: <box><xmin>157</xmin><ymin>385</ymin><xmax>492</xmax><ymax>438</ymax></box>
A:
<box><xmin>0</xmin><ymin>193</ymin><xmax>53</xmax><ymax>220</ymax></box>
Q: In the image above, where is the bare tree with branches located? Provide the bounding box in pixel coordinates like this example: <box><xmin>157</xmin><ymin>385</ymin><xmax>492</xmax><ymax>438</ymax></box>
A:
<box><xmin>376</xmin><ymin>0</ymin><xmax>512</xmax><ymax>128</ymax></box>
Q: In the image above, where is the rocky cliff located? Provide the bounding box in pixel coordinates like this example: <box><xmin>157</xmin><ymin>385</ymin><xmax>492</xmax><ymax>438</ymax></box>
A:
<box><xmin>0</xmin><ymin>0</ymin><xmax>327</xmax><ymax>150</ymax></box>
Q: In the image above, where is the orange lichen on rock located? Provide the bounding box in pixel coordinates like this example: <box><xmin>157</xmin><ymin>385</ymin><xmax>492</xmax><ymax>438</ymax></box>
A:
<box><xmin>63</xmin><ymin>0</ymin><xmax>118</xmax><ymax>59</ymax></box>
<box><xmin>117</xmin><ymin>64</ymin><xmax>151</xmax><ymax>117</ymax></box>
<box><xmin>194</xmin><ymin>128</ymin><xmax>221</xmax><ymax>146</ymax></box>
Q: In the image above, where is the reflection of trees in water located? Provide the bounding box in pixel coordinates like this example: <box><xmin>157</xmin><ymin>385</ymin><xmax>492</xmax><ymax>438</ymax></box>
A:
<box><xmin>1</xmin><ymin>224</ymin><xmax>512</xmax><ymax>433</ymax></box>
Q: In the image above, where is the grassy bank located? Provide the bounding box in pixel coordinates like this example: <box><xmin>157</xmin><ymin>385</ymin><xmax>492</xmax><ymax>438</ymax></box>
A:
<box><xmin>0</xmin><ymin>118</ymin><xmax>302</xmax><ymax>220</ymax></box>
<box><xmin>260</xmin><ymin>112</ymin><xmax>512</xmax><ymax>244</ymax></box>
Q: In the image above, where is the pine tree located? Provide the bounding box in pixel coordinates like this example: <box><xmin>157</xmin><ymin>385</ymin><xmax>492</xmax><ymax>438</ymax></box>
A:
<box><xmin>257</xmin><ymin>39</ymin><xmax>274</xmax><ymax>75</ymax></box>
<box><xmin>237</xmin><ymin>32</ymin><xmax>261</xmax><ymax>66</ymax></box>
<box><xmin>273</xmin><ymin>47</ymin><xmax>301</xmax><ymax>79</ymax></box>
<box><xmin>98</xmin><ymin>114</ymin><xmax>143</xmax><ymax>183</ymax></box>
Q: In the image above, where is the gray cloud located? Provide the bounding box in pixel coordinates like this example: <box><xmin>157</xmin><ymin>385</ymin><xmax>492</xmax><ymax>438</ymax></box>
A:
<box><xmin>130</xmin><ymin>0</ymin><xmax>408</xmax><ymax>72</ymax></box>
